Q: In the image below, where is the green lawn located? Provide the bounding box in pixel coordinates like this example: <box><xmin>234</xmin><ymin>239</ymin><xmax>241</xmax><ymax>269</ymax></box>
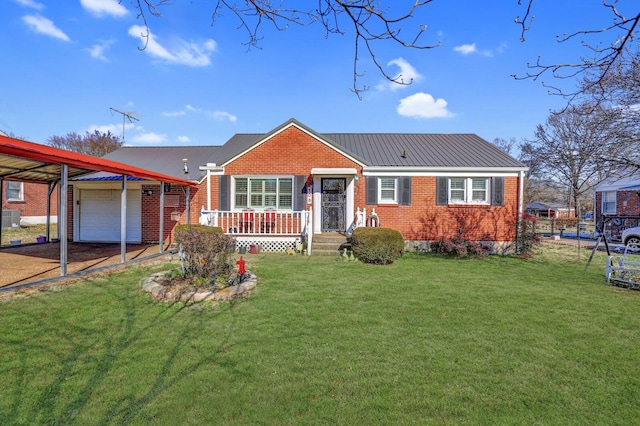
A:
<box><xmin>1</xmin><ymin>244</ymin><xmax>639</xmax><ymax>424</ymax></box>
<box><xmin>1</xmin><ymin>224</ymin><xmax>57</xmax><ymax>247</ymax></box>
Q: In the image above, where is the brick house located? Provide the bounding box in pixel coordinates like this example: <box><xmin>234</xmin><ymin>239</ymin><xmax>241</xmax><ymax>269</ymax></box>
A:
<box><xmin>594</xmin><ymin>171</ymin><xmax>640</xmax><ymax>241</ymax></box>
<box><xmin>74</xmin><ymin>118</ymin><xmax>527</xmax><ymax>252</ymax></box>
<box><xmin>2</xmin><ymin>181</ymin><xmax>58</xmax><ymax>228</ymax></box>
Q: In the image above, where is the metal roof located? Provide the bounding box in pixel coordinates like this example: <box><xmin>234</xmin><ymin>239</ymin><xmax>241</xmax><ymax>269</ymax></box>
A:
<box><xmin>215</xmin><ymin>119</ymin><xmax>526</xmax><ymax>169</ymax></box>
<box><xmin>100</xmin><ymin>146</ymin><xmax>223</xmax><ymax>181</ymax></box>
<box><xmin>93</xmin><ymin>118</ymin><xmax>527</xmax><ymax>174</ymax></box>
<box><xmin>0</xmin><ymin>135</ymin><xmax>196</xmax><ymax>186</ymax></box>
<box><xmin>323</xmin><ymin>133</ymin><xmax>525</xmax><ymax>168</ymax></box>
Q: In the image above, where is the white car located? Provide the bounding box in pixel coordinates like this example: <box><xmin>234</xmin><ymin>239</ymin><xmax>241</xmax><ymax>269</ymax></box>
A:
<box><xmin>621</xmin><ymin>226</ymin><xmax>640</xmax><ymax>246</ymax></box>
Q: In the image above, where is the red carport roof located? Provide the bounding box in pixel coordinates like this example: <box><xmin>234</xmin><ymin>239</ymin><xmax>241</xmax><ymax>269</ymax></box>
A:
<box><xmin>0</xmin><ymin>135</ymin><xmax>196</xmax><ymax>186</ymax></box>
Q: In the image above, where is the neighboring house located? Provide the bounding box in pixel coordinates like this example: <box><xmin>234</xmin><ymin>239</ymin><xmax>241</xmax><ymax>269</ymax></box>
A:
<box><xmin>594</xmin><ymin>171</ymin><xmax>640</xmax><ymax>240</ymax></box>
<box><xmin>2</xmin><ymin>181</ymin><xmax>58</xmax><ymax>228</ymax></box>
<box><xmin>1</xmin><ymin>127</ymin><xmax>59</xmax><ymax>228</ymax></box>
<box><xmin>525</xmin><ymin>201</ymin><xmax>575</xmax><ymax>219</ymax></box>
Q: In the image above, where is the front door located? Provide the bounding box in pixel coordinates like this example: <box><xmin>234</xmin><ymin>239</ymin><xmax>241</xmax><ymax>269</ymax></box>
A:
<box><xmin>321</xmin><ymin>178</ymin><xmax>346</xmax><ymax>232</ymax></box>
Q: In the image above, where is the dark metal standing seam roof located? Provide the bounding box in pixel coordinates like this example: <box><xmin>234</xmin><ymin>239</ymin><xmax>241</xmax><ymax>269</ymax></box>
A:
<box><xmin>322</xmin><ymin>133</ymin><xmax>526</xmax><ymax>168</ymax></box>
<box><xmin>210</xmin><ymin>119</ymin><xmax>525</xmax><ymax>169</ymax></box>
<box><xmin>101</xmin><ymin>146</ymin><xmax>223</xmax><ymax>182</ymax></box>
<box><xmin>87</xmin><ymin>119</ymin><xmax>526</xmax><ymax>174</ymax></box>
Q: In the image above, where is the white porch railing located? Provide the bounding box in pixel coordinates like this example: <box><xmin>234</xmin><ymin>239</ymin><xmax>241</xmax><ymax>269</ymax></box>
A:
<box><xmin>199</xmin><ymin>208</ymin><xmax>310</xmax><ymax>237</ymax></box>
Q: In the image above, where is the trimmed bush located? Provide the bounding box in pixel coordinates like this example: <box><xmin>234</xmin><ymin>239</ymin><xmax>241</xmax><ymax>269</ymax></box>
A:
<box><xmin>175</xmin><ymin>224</ymin><xmax>224</xmax><ymax>235</ymax></box>
<box><xmin>351</xmin><ymin>227</ymin><xmax>404</xmax><ymax>264</ymax></box>
<box><xmin>430</xmin><ymin>237</ymin><xmax>492</xmax><ymax>258</ymax></box>
<box><xmin>174</xmin><ymin>225</ymin><xmax>235</xmax><ymax>283</ymax></box>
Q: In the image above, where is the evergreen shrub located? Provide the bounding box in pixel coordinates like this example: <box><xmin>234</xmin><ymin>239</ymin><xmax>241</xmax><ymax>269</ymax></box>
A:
<box><xmin>351</xmin><ymin>227</ymin><xmax>404</xmax><ymax>264</ymax></box>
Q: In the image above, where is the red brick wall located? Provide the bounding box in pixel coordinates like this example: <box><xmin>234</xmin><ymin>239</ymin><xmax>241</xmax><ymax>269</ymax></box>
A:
<box><xmin>140</xmin><ymin>184</ymin><xmax>198</xmax><ymax>244</ymax></box>
<box><xmin>595</xmin><ymin>190</ymin><xmax>640</xmax><ymax>225</ymax></box>
<box><xmin>2</xmin><ymin>182</ymin><xmax>58</xmax><ymax>217</ymax></box>
<box><xmin>67</xmin><ymin>186</ymin><xmax>73</xmax><ymax>241</ymax></box>
<box><xmin>359</xmin><ymin>176</ymin><xmax>519</xmax><ymax>242</ymax></box>
<box><xmin>224</xmin><ymin>126</ymin><xmax>361</xmax><ymax>176</ymax></box>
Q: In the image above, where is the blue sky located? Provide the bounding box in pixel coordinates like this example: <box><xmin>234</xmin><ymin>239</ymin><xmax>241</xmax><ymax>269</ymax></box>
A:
<box><xmin>0</xmin><ymin>0</ymin><xmax>619</xmax><ymax>149</ymax></box>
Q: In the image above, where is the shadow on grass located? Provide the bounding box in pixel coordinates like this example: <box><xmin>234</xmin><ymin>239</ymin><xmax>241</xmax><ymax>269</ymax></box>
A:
<box><xmin>1</xmin><ymin>269</ymin><xmax>243</xmax><ymax>425</ymax></box>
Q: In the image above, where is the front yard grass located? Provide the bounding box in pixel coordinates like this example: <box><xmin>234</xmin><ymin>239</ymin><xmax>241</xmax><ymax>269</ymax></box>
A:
<box><xmin>1</xmin><ymin>243</ymin><xmax>638</xmax><ymax>424</ymax></box>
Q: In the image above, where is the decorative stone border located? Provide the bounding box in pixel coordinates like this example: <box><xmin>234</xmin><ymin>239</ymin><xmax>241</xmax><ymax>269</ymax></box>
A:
<box><xmin>140</xmin><ymin>271</ymin><xmax>257</xmax><ymax>302</ymax></box>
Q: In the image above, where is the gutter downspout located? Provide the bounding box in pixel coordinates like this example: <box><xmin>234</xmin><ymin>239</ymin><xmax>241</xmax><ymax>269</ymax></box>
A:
<box><xmin>517</xmin><ymin>170</ymin><xmax>525</xmax><ymax>252</ymax></box>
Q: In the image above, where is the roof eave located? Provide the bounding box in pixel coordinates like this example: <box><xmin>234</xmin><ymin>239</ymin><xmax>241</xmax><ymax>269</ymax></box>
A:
<box><xmin>362</xmin><ymin>166</ymin><xmax>529</xmax><ymax>176</ymax></box>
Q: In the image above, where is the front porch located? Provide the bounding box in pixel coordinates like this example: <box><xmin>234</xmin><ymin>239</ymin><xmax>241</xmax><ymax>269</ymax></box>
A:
<box><xmin>199</xmin><ymin>208</ymin><xmax>313</xmax><ymax>254</ymax></box>
<box><xmin>199</xmin><ymin>207</ymin><xmax>376</xmax><ymax>255</ymax></box>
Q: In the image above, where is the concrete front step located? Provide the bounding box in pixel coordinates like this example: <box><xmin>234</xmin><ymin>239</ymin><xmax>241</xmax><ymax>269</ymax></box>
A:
<box><xmin>311</xmin><ymin>234</ymin><xmax>350</xmax><ymax>256</ymax></box>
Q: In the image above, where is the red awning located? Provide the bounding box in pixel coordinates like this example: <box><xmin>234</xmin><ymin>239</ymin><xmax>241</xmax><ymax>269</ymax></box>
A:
<box><xmin>0</xmin><ymin>135</ymin><xmax>196</xmax><ymax>186</ymax></box>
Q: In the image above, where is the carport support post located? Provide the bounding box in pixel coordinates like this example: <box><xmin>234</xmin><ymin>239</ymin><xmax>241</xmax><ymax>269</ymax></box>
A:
<box><xmin>159</xmin><ymin>182</ymin><xmax>165</xmax><ymax>253</ymax></box>
<box><xmin>60</xmin><ymin>165</ymin><xmax>68</xmax><ymax>276</ymax></box>
<box><xmin>46</xmin><ymin>182</ymin><xmax>56</xmax><ymax>241</ymax></box>
<box><xmin>121</xmin><ymin>175</ymin><xmax>127</xmax><ymax>263</ymax></box>
<box><xmin>0</xmin><ymin>177</ymin><xmax>3</xmax><ymax>246</ymax></box>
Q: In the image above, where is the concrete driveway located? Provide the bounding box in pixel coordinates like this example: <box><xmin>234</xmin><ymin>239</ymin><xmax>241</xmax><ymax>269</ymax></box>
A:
<box><xmin>0</xmin><ymin>242</ymin><xmax>168</xmax><ymax>290</ymax></box>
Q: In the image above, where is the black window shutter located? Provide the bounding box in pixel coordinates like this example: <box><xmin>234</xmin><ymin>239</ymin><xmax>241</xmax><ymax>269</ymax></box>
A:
<box><xmin>219</xmin><ymin>175</ymin><xmax>230</xmax><ymax>210</ymax></box>
<box><xmin>399</xmin><ymin>176</ymin><xmax>411</xmax><ymax>205</ymax></box>
<box><xmin>294</xmin><ymin>176</ymin><xmax>306</xmax><ymax>210</ymax></box>
<box><xmin>436</xmin><ymin>176</ymin><xmax>448</xmax><ymax>205</ymax></box>
<box><xmin>366</xmin><ymin>176</ymin><xmax>378</xmax><ymax>205</ymax></box>
<box><xmin>492</xmin><ymin>177</ymin><xmax>504</xmax><ymax>206</ymax></box>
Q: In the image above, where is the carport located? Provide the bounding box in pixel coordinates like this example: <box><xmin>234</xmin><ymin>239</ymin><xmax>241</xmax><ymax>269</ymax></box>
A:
<box><xmin>0</xmin><ymin>134</ymin><xmax>196</xmax><ymax>279</ymax></box>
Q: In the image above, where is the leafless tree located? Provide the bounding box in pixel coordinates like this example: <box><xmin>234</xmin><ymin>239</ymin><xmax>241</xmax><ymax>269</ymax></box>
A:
<box><xmin>525</xmin><ymin>103</ymin><xmax>638</xmax><ymax>217</ymax></box>
<box><xmin>47</xmin><ymin>130</ymin><xmax>123</xmax><ymax>157</ymax></box>
<box><xmin>491</xmin><ymin>137</ymin><xmax>517</xmax><ymax>156</ymax></box>
<box><xmin>515</xmin><ymin>0</ymin><xmax>640</xmax><ymax>103</ymax></box>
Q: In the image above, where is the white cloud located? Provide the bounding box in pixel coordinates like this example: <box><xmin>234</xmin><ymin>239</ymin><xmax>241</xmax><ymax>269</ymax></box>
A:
<box><xmin>88</xmin><ymin>123</ymin><xmax>133</xmax><ymax>137</ymax></box>
<box><xmin>185</xmin><ymin>105</ymin><xmax>236</xmax><ymax>122</ymax></box>
<box><xmin>454</xmin><ymin>43</ymin><xmax>476</xmax><ymax>55</ymax></box>
<box><xmin>212</xmin><ymin>111</ymin><xmax>237</xmax><ymax>122</ymax></box>
<box><xmin>22</xmin><ymin>15</ymin><xmax>70</xmax><ymax>41</ymax></box>
<box><xmin>128</xmin><ymin>25</ymin><xmax>216</xmax><ymax>67</ymax></box>
<box><xmin>177</xmin><ymin>136</ymin><xmax>191</xmax><ymax>143</ymax></box>
<box><xmin>130</xmin><ymin>132</ymin><xmax>168</xmax><ymax>144</ymax></box>
<box><xmin>80</xmin><ymin>0</ymin><xmax>128</xmax><ymax>17</ymax></box>
<box><xmin>397</xmin><ymin>92</ymin><xmax>453</xmax><ymax>119</ymax></box>
<box><xmin>86</xmin><ymin>40</ymin><xmax>115</xmax><ymax>61</ymax></box>
<box><xmin>376</xmin><ymin>58</ymin><xmax>421</xmax><ymax>91</ymax></box>
<box><xmin>13</xmin><ymin>0</ymin><xmax>44</xmax><ymax>10</ymax></box>
<box><xmin>163</xmin><ymin>110</ymin><xmax>186</xmax><ymax>117</ymax></box>
<box><xmin>454</xmin><ymin>42</ymin><xmax>506</xmax><ymax>57</ymax></box>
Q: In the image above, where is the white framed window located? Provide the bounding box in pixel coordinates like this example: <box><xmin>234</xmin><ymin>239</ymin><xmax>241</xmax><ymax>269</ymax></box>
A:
<box><xmin>6</xmin><ymin>181</ymin><xmax>23</xmax><ymax>201</ymax></box>
<box><xmin>378</xmin><ymin>177</ymin><xmax>398</xmax><ymax>204</ymax></box>
<box><xmin>448</xmin><ymin>178</ymin><xmax>489</xmax><ymax>204</ymax></box>
<box><xmin>234</xmin><ymin>177</ymin><xmax>293</xmax><ymax>210</ymax></box>
<box><xmin>602</xmin><ymin>191</ymin><xmax>616</xmax><ymax>214</ymax></box>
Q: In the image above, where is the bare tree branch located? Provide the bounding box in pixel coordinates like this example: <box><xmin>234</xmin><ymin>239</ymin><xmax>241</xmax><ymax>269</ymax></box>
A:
<box><xmin>125</xmin><ymin>0</ymin><xmax>440</xmax><ymax>98</ymax></box>
<box><xmin>514</xmin><ymin>0</ymin><xmax>640</xmax><ymax>103</ymax></box>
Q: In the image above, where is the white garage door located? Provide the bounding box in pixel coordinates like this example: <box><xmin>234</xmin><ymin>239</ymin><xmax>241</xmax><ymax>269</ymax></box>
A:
<box><xmin>79</xmin><ymin>189</ymin><xmax>142</xmax><ymax>242</ymax></box>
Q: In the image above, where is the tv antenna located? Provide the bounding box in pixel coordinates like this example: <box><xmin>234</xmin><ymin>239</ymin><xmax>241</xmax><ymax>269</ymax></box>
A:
<box><xmin>109</xmin><ymin>107</ymin><xmax>139</xmax><ymax>143</ymax></box>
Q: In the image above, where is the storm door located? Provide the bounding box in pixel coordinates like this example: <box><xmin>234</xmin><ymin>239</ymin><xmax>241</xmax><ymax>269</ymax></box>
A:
<box><xmin>321</xmin><ymin>178</ymin><xmax>346</xmax><ymax>232</ymax></box>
